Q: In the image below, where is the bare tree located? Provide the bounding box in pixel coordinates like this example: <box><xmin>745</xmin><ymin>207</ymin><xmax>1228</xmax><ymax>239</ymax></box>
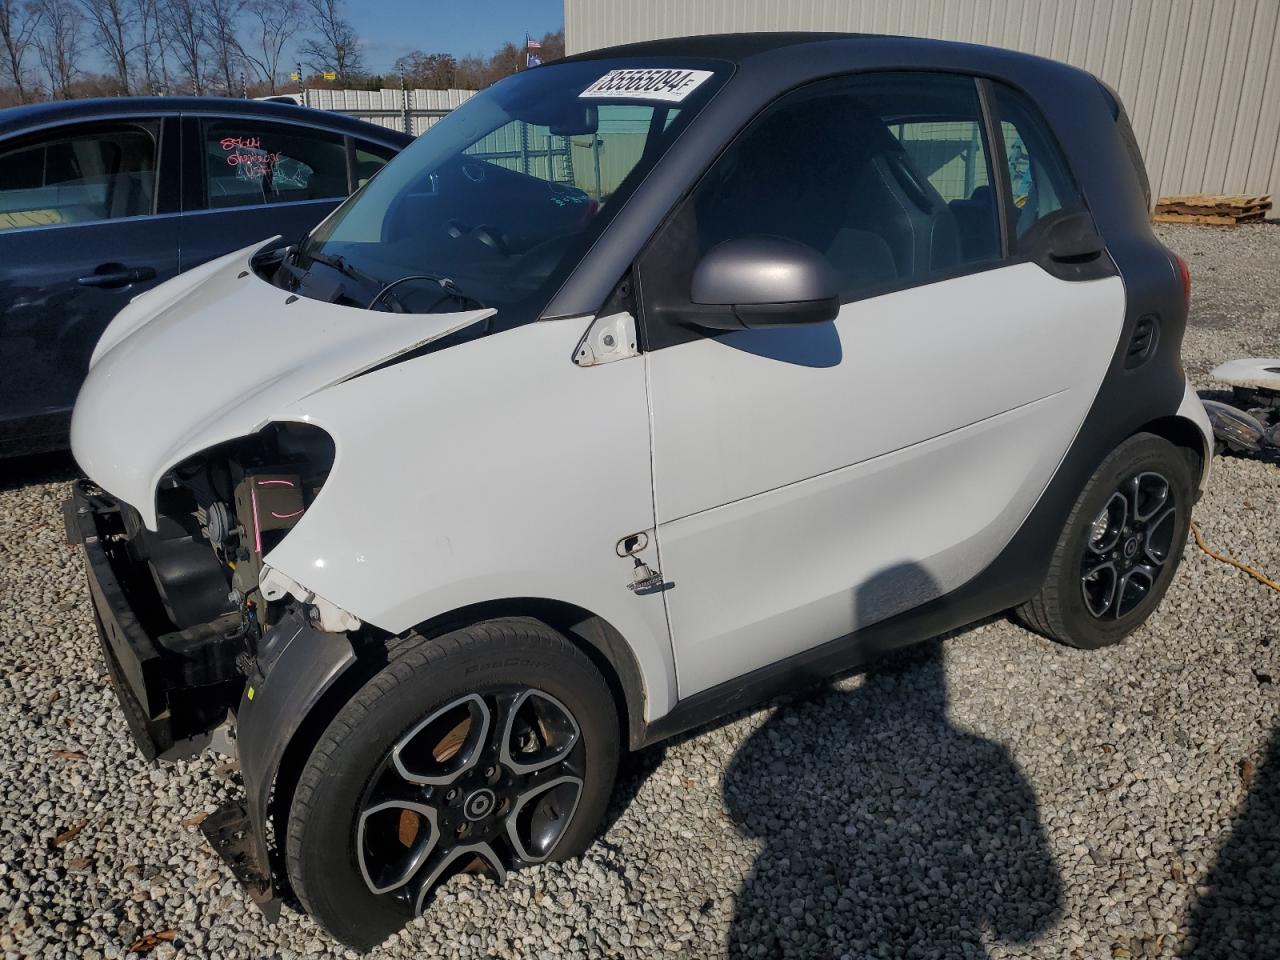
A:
<box><xmin>299</xmin><ymin>0</ymin><xmax>361</xmax><ymax>85</ymax></box>
<box><xmin>33</xmin><ymin>0</ymin><xmax>81</xmax><ymax>96</ymax></box>
<box><xmin>158</xmin><ymin>0</ymin><xmax>204</xmax><ymax>93</ymax></box>
<box><xmin>133</xmin><ymin>0</ymin><xmax>169</xmax><ymax>93</ymax></box>
<box><xmin>0</xmin><ymin>0</ymin><xmax>41</xmax><ymax>101</ymax></box>
<box><xmin>202</xmin><ymin>0</ymin><xmax>242</xmax><ymax>94</ymax></box>
<box><xmin>76</xmin><ymin>0</ymin><xmax>134</xmax><ymax>93</ymax></box>
<box><xmin>240</xmin><ymin>0</ymin><xmax>295</xmax><ymax>92</ymax></box>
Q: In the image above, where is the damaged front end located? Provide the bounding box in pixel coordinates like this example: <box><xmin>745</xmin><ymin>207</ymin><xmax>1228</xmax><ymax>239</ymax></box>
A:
<box><xmin>65</xmin><ymin>420</ymin><xmax>364</xmax><ymax>911</ymax></box>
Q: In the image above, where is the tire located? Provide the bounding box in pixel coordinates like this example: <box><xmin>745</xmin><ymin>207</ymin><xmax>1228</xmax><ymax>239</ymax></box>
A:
<box><xmin>1016</xmin><ymin>433</ymin><xmax>1194</xmax><ymax>650</ymax></box>
<box><xmin>285</xmin><ymin>617</ymin><xmax>620</xmax><ymax>950</ymax></box>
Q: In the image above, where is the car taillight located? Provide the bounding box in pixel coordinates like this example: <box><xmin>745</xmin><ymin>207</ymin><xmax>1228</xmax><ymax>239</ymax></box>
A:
<box><xmin>1173</xmin><ymin>253</ymin><xmax>1191</xmax><ymax>308</ymax></box>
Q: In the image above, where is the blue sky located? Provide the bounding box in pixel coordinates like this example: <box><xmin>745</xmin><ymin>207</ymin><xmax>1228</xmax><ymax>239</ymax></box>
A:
<box><xmin>355</xmin><ymin>0</ymin><xmax>565</xmax><ymax>73</ymax></box>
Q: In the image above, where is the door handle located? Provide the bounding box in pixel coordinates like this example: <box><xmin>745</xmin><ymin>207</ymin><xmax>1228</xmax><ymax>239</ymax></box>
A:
<box><xmin>77</xmin><ymin>265</ymin><xmax>157</xmax><ymax>288</ymax></box>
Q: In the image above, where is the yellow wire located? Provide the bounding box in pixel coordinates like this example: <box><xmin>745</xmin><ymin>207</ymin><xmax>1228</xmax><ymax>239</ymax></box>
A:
<box><xmin>1190</xmin><ymin>520</ymin><xmax>1280</xmax><ymax>592</ymax></box>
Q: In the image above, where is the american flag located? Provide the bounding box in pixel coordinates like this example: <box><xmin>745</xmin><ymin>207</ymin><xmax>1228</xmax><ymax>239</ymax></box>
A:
<box><xmin>526</xmin><ymin>36</ymin><xmax>542</xmax><ymax>49</ymax></box>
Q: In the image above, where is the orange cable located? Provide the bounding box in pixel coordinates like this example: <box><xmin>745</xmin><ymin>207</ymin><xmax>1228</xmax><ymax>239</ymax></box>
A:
<box><xmin>1190</xmin><ymin>520</ymin><xmax>1280</xmax><ymax>592</ymax></box>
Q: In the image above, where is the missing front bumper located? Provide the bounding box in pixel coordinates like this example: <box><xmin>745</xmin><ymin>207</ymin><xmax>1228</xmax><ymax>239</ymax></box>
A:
<box><xmin>64</xmin><ymin>480</ymin><xmax>243</xmax><ymax>759</ymax></box>
<box><xmin>67</xmin><ymin>480</ymin><xmax>361</xmax><ymax>916</ymax></box>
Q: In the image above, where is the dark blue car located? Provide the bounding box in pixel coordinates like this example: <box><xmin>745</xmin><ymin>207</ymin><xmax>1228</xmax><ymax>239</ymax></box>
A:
<box><xmin>0</xmin><ymin>97</ymin><xmax>411</xmax><ymax>456</ymax></box>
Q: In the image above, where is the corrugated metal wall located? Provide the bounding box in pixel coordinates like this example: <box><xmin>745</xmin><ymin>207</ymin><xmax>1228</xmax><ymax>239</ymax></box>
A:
<box><xmin>565</xmin><ymin>0</ymin><xmax>1280</xmax><ymax>200</ymax></box>
<box><xmin>305</xmin><ymin>88</ymin><xmax>475</xmax><ymax>135</ymax></box>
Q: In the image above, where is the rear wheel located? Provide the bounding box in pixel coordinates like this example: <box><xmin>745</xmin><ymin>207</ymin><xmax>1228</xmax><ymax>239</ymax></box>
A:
<box><xmin>285</xmin><ymin>618</ymin><xmax>619</xmax><ymax>950</ymax></box>
<box><xmin>1016</xmin><ymin>433</ymin><xmax>1194</xmax><ymax>649</ymax></box>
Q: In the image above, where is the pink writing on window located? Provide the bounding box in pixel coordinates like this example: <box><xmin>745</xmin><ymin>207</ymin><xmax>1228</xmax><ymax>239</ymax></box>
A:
<box><xmin>220</xmin><ymin>136</ymin><xmax>263</xmax><ymax>151</ymax></box>
<box><xmin>219</xmin><ymin>135</ymin><xmax>281</xmax><ymax>177</ymax></box>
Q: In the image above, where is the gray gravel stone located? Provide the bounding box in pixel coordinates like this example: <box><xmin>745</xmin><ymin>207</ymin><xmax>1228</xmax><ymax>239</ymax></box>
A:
<box><xmin>0</xmin><ymin>222</ymin><xmax>1277</xmax><ymax>958</ymax></box>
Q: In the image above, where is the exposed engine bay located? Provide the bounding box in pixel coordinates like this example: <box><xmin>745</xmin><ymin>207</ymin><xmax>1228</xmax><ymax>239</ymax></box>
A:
<box><xmin>75</xmin><ymin>422</ymin><xmax>337</xmax><ymax>757</ymax></box>
<box><xmin>148</xmin><ymin>422</ymin><xmax>334</xmax><ymax>637</ymax></box>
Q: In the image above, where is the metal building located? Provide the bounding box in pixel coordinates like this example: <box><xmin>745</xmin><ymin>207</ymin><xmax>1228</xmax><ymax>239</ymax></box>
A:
<box><xmin>565</xmin><ymin>0</ymin><xmax>1280</xmax><ymax>201</ymax></box>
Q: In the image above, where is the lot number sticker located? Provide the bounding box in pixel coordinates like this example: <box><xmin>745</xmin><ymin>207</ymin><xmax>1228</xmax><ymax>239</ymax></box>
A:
<box><xmin>580</xmin><ymin>68</ymin><xmax>714</xmax><ymax>103</ymax></box>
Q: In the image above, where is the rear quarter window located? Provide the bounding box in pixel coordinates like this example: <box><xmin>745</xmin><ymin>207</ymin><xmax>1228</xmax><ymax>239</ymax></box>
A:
<box><xmin>989</xmin><ymin>83</ymin><xmax>1084</xmax><ymax>238</ymax></box>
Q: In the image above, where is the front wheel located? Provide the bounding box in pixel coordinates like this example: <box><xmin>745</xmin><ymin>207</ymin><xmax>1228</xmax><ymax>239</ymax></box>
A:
<box><xmin>285</xmin><ymin>618</ymin><xmax>619</xmax><ymax>950</ymax></box>
<box><xmin>1016</xmin><ymin>433</ymin><xmax>1195</xmax><ymax>649</ymax></box>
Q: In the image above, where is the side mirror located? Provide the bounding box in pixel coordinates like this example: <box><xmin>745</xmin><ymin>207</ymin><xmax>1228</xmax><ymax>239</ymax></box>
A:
<box><xmin>689</xmin><ymin>236</ymin><xmax>840</xmax><ymax>330</ymax></box>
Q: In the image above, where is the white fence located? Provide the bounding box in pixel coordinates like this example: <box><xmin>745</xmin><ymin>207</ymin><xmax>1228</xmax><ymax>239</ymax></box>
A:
<box><xmin>303</xmin><ymin>88</ymin><xmax>476</xmax><ymax>137</ymax></box>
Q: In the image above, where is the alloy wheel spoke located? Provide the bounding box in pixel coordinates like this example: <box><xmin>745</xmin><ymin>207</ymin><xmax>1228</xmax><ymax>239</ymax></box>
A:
<box><xmin>504</xmin><ymin>774</ymin><xmax>584</xmax><ymax>863</ymax></box>
<box><xmin>1122</xmin><ymin>475</ymin><xmax>1142</xmax><ymax>523</ymax></box>
<box><xmin>356</xmin><ymin>800</ymin><xmax>440</xmax><ymax>895</ymax></box>
<box><xmin>1144</xmin><ymin>506</ymin><xmax>1176</xmax><ymax>565</ymax></box>
<box><xmin>1088</xmin><ymin>492</ymin><xmax>1127</xmax><ymax>555</ymax></box>
<box><xmin>1081</xmin><ymin>560</ymin><xmax>1118</xmax><ymax>617</ymax></box>
<box><xmin>392</xmin><ymin>693</ymin><xmax>491</xmax><ymax>787</ymax></box>
<box><xmin>411</xmin><ymin>841</ymin><xmax>507</xmax><ymax>916</ymax></box>
<box><xmin>499</xmin><ymin>689</ymin><xmax>581</xmax><ymax>776</ymax></box>
<box><xmin>1115</xmin><ymin>564</ymin><xmax>1156</xmax><ymax>618</ymax></box>
<box><xmin>1133</xmin><ymin>472</ymin><xmax>1170</xmax><ymax>523</ymax></box>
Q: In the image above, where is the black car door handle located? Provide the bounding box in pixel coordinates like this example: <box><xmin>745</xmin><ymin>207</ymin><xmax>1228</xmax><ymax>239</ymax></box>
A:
<box><xmin>77</xmin><ymin>266</ymin><xmax>157</xmax><ymax>288</ymax></box>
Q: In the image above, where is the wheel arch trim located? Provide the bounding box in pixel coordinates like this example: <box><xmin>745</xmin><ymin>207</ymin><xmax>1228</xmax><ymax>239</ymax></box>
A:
<box><xmin>1141</xmin><ymin>384</ymin><xmax>1213</xmax><ymax>497</ymax></box>
<box><xmin>405</xmin><ymin>598</ymin><xmax>651</xmax><ymax>750</ymax></box>
<box><xmin>210</xmin><ymin>609</ymin><xmax>359</xmax><ymax>914</ymax></box>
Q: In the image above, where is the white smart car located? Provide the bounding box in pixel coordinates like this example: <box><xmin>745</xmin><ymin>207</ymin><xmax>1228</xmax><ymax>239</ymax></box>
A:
<box><xmin>67</xmin><ymin>33</ymin><xmax>1211</xmax><ymax>949</ymax></box>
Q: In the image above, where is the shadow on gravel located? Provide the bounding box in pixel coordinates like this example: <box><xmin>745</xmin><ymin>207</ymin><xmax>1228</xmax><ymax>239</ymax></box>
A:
<box><xmin>723</xmin><ymin>564</ymin><xmax>1062</xmax><ymax>959</ymax></box>
<box><xmin>1181</xmin><ymin>726</ymin><xmax>1280</xmax><ymax>959</ymax></box>
<box><xmin>0</xmin><ymin>450</ymin><xmax>79</xmax><ymax>492</ymax></box>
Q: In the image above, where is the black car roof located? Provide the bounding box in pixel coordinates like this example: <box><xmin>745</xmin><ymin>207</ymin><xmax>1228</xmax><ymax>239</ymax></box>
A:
<box><xmin>559</xmin><ymin>32</ymin><xmax>872</xmax><ymax>65</ymax></box>
<box><xmin>559</xmin><ymin>31</ymin><xmax>1085</xmax><ymax>82</ymax></box>
<box><xmin>0</xmin><ymin>96</ymin><xmax>413</xmax><ymax>145</ymax></box>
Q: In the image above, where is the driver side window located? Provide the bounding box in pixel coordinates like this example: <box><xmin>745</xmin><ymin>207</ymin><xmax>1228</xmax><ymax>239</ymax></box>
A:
<box><xmin>636</xmin><ymin>71</ymin><xmax>1003</xmax><ymax>346</ymax></box>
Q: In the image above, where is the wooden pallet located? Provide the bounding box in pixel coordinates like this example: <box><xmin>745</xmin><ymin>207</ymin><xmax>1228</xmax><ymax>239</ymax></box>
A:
<box><xmin>1153</xmin><ymin>193</ymin><xmax>1272</xmax><ymax>225</ymax></box>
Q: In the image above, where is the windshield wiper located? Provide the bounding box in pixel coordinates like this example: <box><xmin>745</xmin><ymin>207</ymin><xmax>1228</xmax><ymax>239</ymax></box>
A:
<box><xmin>305</xmin><ymin>250</ymin><xmax>383</xmax><ymax>291</ymax></box>
<box><xmin>367</xmin><ymin>273</ymin><xmax>487</xmax><ymax>313</ymax></box>
<box><xmin>302</xmin><ymin>250</ymin><xmax>419</xmax><ymax>309</ymax></box>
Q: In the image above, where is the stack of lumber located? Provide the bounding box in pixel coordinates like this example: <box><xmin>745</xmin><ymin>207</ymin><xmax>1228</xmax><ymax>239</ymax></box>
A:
<box><xmin>1153</xmin><ymin>194</ymin><xmax>1272</xmax><ymax>225</ymax></box>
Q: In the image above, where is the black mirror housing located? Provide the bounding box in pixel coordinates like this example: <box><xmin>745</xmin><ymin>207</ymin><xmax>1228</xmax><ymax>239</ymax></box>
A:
<box><xmin>690</xmin><ymin>236</ymin><xmax>840</xmax><ymax>330</ymax></box>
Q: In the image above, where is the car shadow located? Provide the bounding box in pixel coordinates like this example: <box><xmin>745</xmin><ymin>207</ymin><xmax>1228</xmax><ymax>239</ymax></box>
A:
<box><xmin>721</xmin><ymin>562</ymin><xmax>1063</xmax><ymax>958</ymax></box>
<box><xmin>0</xmin><ymin>449</ymin><xmax>79</xmax><ymax>492</ymax></box>
<box><xmin>1180</xmin><ymin>725</ymin><xmax>1280</xmax><ymax>958</ymax></box>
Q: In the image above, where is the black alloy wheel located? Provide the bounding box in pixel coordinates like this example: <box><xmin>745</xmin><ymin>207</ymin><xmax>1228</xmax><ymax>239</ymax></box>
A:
<box><xmin>285</xmin><ymin>618</ymin><xmax>619</xmax><ymax>950</ymax></box>
<box><xmin>354</xmin><ymin>687</ymin><xmax>586</xmax><ymax>914</ymax></box>
<box><xmin>1016</xmin><ymin>432</ymin><xmax>1195</xmax><ymax>649</ymax></box>
<box><xmin>1080</xmin><ymin>471</ymin><xmax>1178</xmax><ymax>619</ymax></box>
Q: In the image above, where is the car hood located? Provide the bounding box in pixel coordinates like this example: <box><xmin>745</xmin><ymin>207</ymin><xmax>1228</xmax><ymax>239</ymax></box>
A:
<box><xmin>71</xmin><ymin>239</ymin><xmax>494</xmax><ymax>528</ymax></box>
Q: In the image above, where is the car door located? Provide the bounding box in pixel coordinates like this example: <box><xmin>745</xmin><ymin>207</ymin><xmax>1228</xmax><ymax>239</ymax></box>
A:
<box><xmin>0</xmin><ymin>117</ymin><xmax>179</xmax><ymax>452</ymax></box>
<box><xmin>637</xmin><ymin>73</ymin><xmax>1127</xmax><ymax>697</ymax></box>
<box><xmin>178</xmin><ymin>117</ymin><xmax>390</xmax><ymax>270</ymax></box>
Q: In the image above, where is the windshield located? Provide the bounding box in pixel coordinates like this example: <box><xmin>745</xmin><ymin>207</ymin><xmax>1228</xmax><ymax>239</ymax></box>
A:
<box><xmin>289</xmin><ymin>59</ymin><xmax>728</xmax><ymax>318</ymax></box>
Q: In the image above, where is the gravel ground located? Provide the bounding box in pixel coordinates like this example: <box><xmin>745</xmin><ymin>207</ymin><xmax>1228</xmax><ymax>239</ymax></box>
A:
<box><xmin>1</xmin><ymin>223</ymin><xmax>1278</xmax><ymax>960</ymax></box>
